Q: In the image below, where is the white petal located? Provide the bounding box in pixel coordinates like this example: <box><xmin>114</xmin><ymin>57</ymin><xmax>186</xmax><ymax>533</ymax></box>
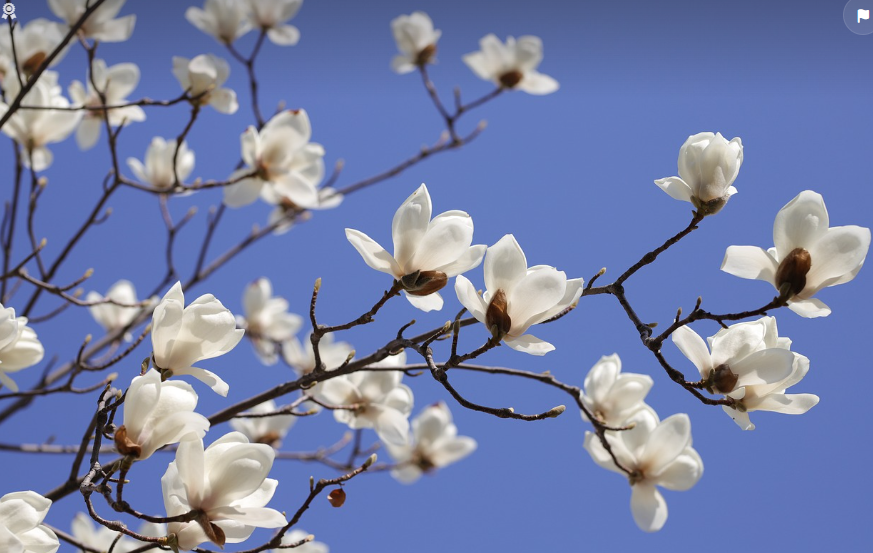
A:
<box><xmin>671</xmin><ymin>326</ymin><xmax>712</xmax><ymax>377</ymax></box>
<box><xmin>517</xmin><ymin>71</ymin><xmax>559</xmax><ymax>95</ymax></box>
<box><xmin>804</xmin><ymin>225</ymin><xmax>870</xmax><ymax>294</ymax></box>
<box><xmin>408</xmin><ymin>211</ymin><xmax>475</xmax><ymax>272</ymax></box>
<box><xmin>372</xmin><ymin>406</ymin><xmax>411</xmax><ymax>446</ymax></box>
<box><xmin>773</xmin><ymin>190</ymin><xmax>829</xmax><ymax>256</ymax></box>
<box><xmin>392</xmin><ymin>184</ymin><xmax>432</xmax><ymax>270</ymax></box>
<box><xmin>430</xmin><ymin>436</ymin><xmax>477</xmax><ymax>467</ymax></box>
<box><xmin>640</xmin><ymin>414</ymin><xmax>691</xmax><ymax>476</ymax></box>
<box><xmin>267</xmin><ymin>24</ymin><xmax>300</xmax><ymax>46</ymax></box>
<box><xmin>655</xmin><ymin>450</ymin><xmax>703</xmax><ymax>491</ymax></box>
<box><xmin>503</xmin><ymin>333</ymin><xmax>554</xmax><ymax>355</ymax></box>
<box><xmin>721</xmin><ymin>246</ymin><xmax>778</xmax><ymax>284</ymax></box>
<box><xmin>454</xmin><ymin>275</ymin><xmax>487</xmax><ymax>324</ymax></box>
<box><xmin>729</xmin><ymin>348</ymin><xmax>796</xmax><ymax>389</ymax></box>
<box><xmin>745</xmin><ymin>393</ymin><xmax>819</xmax><ymax>415</ymax></box>
<box><xmin>787</xmin><ymin>297</ymin><xmax>831</xmax><ymax>318</ymax></box>
<box><xmin>345</xmin><ymin>229</ymin><xmax>401</xmax><ymax>276</ymax></box>
<box><xmin>654</xmin><ymin>176</ymin><xmax>693</xmax><ymax>203</ymax></box>
<box><xmin>171</xmin><ymin>366</ymin><xmax>230</xmax><ymax>397</ymax></box>
<box><xmin>630</xmin><ymin>483</ymin><xmax>668</xmax><ymax>532</ymax></box>
<box><xmin>508</xmin><ymin>268</ymin><xmax>566</xmax><ymax>333</ymax></box>
<box><xmin>404</xmin><ymin>291</ymin><xmax>443</xmax><ymax>312</ymax></box>
<box><xmin>209</xmin><ymin>88</ymin><xmax>239</xmax><ymax>114</ymax></box>
<box><xmin>484</xmin><ymin>235</ymin><xmax>528</xmax><ymax>295</ymax></box>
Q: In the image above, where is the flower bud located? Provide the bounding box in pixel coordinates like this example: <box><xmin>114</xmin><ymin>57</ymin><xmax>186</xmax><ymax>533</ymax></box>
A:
<box><xmin>775</xmin><ymin>248</ymin><xmax>812</xmax><ymax>298</ymax></box>
<box><xmin>485</xmin><ymin>289</ymin><xmax>512</xmax><ymax>340</ymax></box>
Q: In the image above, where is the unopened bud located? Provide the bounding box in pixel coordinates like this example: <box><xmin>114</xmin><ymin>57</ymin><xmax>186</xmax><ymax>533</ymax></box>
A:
<box><xmin>314</xmin><ymin>277</ymin><xmax>322</xmax><ymax>292</ymax></box>
<box><xmin>775</xmin><ymin>248</ymin><xmax>812</xmax><ymax>298</ymax></box>
<box><xmin>84</xmin><ymin>268</ymin><xmax>94</xmax><ymax>278</ymax></box>
<box><xmin>39</xmin><ymin>238</ymin><xmax>47</xmax><ymax>248</ymax></box>
<box><xmin>106</xmin><ymin>372</ymin><xmax>118</xmax><ymax>382</ymax></box>
<box><xmin>485</xmin><ymin>289</ymin><xmax>512</xmax><ymax>340</ymax></box>
<box><xmin>545</xmin><ymin>405</ymin><xmax>566</xmax><ymax>418</ymax></box>
<box><xmin>363</xmin><ymin>452</ymin><xmax>377</xmax><ymax>468</ymax></box>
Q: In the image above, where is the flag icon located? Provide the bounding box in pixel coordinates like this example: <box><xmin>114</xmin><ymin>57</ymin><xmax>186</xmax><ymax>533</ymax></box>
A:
<box><xmin>859</xmin><ymin>9</ymin><xmax>870</xmax><ymax>23</ymax></box>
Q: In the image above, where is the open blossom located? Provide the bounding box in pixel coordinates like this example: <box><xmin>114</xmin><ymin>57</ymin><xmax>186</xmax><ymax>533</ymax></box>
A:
<box><xmin>282</xmin><ymin>332</ymin><xmax>353</xmax><ymax>375</ymax></box>
<box><xmin>584</xmin><ymin>410</ymin><xmax>703</xmax><ymax>532</ymax></box>
<box><xmin>455</xmin><ymin>234</ymin><xmax>583</xmax><ymax>355</ymax></box>
<box><xmin>390</xmin><ymin>12</ymin><xmax>441</xmax><ymax>74</ymax></box>
<box><xmin>385</xmin><ymin>401</ymin><xmax>477</xmax><ymax>484</ymax></box>
<box><xmin>127</xmin><ymin>137</ymin><xmax>195</xmax><ymax>190</ymax></box>
<box><xmin>0</xmin><ymin>72</ymin><xmax>81</xmax><ymax>171</ymax></box>
<box><xmin>0</xmin><ymin>491</ymin><xmax>59</xmax><ymax>553</ymax></box>
<box><xmin>161</xmin><ymin>433</ymin><xmax>286</xmax><ymax>550</ymax></box>
<box><xmin>114</xmin><ymin>370</ymin><xmax>209</xmax><ymax>460</ymax></box>
<box><xmin>270</xmin><ymin>530</ymin><xmax>328</xmax><ymax>553</ymax></box>
<box><xmin>186</xmin><ymin>0</ymin><xmax>252</xmax><ymax>44</ymax></box>
<box><xmin>0</xmin><ymin>19</ymin><xmax>66</xmax><ymax>79</ymax></box>
<box><xmin>267</xmin><ymin>186</ymin><xmax>343</xmax><ymax>235</ymax></box>
<box><xmin>721</xmin><ymin>190</ymin><xmax>870</xmax><ymax>318</ymax></box>
<box><xmin>237</xmin><ymin>278</ymin><xmax>303</xmax><ymax>365</ymax></box>
<box><xmin>463</xmin><ymin>34</ymin><xmax>558</xmax><ymax>94</ymax></box>
<box><xmin>151</xmin><ymin>282</ymin><xmax>244</xmax><ymax>397</ymax></box>
<box><xmin>654</xmin><ymin>132</ymin><xmax>744</xmax><ymax>215</ymax></box>
<box><xmin>229</xmin><ymin>400</ymin><xmax>296</xmax><ymax>447</ymax></box>
<box><xmin>0</xmin><ymin>304</ymin><xmax>44</xmax><ymax>393</ymax></box>
<box><xmin>316</xmin><ymin>370</ymin><xmax>413</xmax><ymax>446</ymax></box>
<box><xmin>172</xmin><ymin>54</ymin><xmax>239</xmax><ymax>114</ymax></box>
<box><xmin>86</xmin><ymin>279</ymin><xmax>140</xmax><ymax>340</ymax></box>
<box><xmin>224</xmin><ymin>109</ymin><xmax>325</xmax><ymax>209</ymax></box>
<box><xmin>580</xmin><ymin>354</ymin><xmax>655</xmax><ymax>427</ymax></box>
<box><xmin>249</xmin><ymin>0</ymin><xmax>303</xmax><ymax>46</ymax></box>
<box><xmin>48</xmin><ymin>0</ymin><xmax>136</xmax><ymax>42</ymax></box>
<box><xmin>673</xmin><ymin>317</ymin><xmax>818</xmax><ymax>430</ymax></box>
<box><xmin>346</xmin><ymin>184</ymin><xmax>486</xmax><ymax>312</ymax></box>
<box><xmin>69</xmin><ymin>59</ymin><xmax>146</xmax><ymax>150</ymax></box>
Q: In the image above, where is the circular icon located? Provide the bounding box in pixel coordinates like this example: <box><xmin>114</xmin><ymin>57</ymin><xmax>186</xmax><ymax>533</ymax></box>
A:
<box><xmin>845</xmin><ymin>0</ymin><xmax>873</xmax><ymax>35</ymax></box>
<box><xmin>2</xmin><ymin>4</ymin><xmax>14</xmax><ymax>16</ymax></box>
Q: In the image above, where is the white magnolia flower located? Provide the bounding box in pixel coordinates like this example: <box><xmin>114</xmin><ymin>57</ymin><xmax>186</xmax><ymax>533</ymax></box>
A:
<box><xmin>161</xmin><ymin>433</ymin><xmax>286</xmax><ymax>550</ymax></box>
<box><xmin>151</xmin><ymin>282</ymin><xmax>244</xmax><ymax>397</ymax></box>
<box><xmin>654</xmin><ymin>132</ymin><xmax>744</xmax><ymax>215</ymax></box>
<box><xmin>390</xmin><ymin>12</ymin><xmax>441</xmax><ymax>74</ymax></box>
<box><xmin>249</xmin><ymin>0</ymin><xmax>303</xmax><ymax>46</ymax></box>
<box><xmin>674</xmin><ymin>317</ymin><xmax>818</xmax><ymax>430</ymax></box>
<box><xmin>584</xmin><ymin>410</ymin><xmax>703</xmax><ymax>532</ymax></box>
<box><xmin>266</xmin><ymin>187</ymin><xmax>343</xmax><ymax>235</ymax></box>
<box><xmin>0</xmin><ymin>71</ymin><xmax>82</xmax><ymax>171</ymax></box>
<box><xmin>463</xmin><ymin>34</ymin><xmax>558</xmax><ymax>94</ymax></box>
<box><xmin>114</xmin><ymin>370</ymin><xmax>210</xmax><ymax>460</ymax></box>
<box><xmin>721</xmin><ymin>190</ymin><xmax>870</xmax><ymax>318</ymax></box>
<box><xmin>229</xmin><ymin>399</ymin><xmax>296</xmax><ymax>447</ymax></box>
<box><xmin>186</xmin><ymin>0</ymin><xmax>252</xmax><ymax>44</ymax></box>
<box><xmin>238</xmin><ymin>278</ymin><xmax>303</xmax><ymax>365</ymax></box>
<box><xmin>0</xmin><ymin>19</ymin><xmax>67</xmax><ymax>79</ymax></box>
<box><xmin>282</xmin><ymin>332</ymin><xmax>353</xmax><ymax>375</ymax></box>
<box><xmin>0</xmin><ymin>304</ymin><xmax>44</xmax><ymax>393</ymax></box>
<box><xmin>69</xmin><ymin>59</ymin><xmax>146</xmax><ymax>150</ymax></box>
<box><xmin>385</xmin><ymin>401</ymin><xmax>476</xmax><ymax>484</ymax></box>
<box><xmin>172</xmin><ymin>54</ymin><xmax>239</xmax><ymax>114</ymax></box>
<box><xmin>0</xmin><ymin>491</ymin><xmax>59</xmax><ymax>553</ymax></box>
<box><xmin>580</xmin><ymin>354</ymin><xmax>655</xmax><ymax>427</ymax></box>
<box><xmin>86</xmin><ymin>279</ymin><xmax>139</xmax><ymax>340</ymax></box>
<box><xmin>316</xmin><ymin>370</ymin><xmax>413</xmax><ymax>446</ymax></box>
<box><xmin>455</xmin><ymin>234</ymin><xmax>583</xmax><ymax>355</ymax></box>
<box><xmin>346</xmin><ymin>184</ymin><xmax>486</xmax><ymax>312</ymax></box>
<box><xmin>224</xmin><ymin>109</ymin><xmax>325</xmax><ymax>209</ymax></box>
<box><xmin>270</xmin><ymin>530</ymin><xmax>328</xmax><ymax>553</ymax></box>
<box><xmin>71</xmin><ymin>512</ymin><xmax>136</xmax><ymax>553</ymax></box>
<box><xmin>48</xmin><ymin>0</ymin><xmax>136</xmax><ymax>42</ymax></box>
<box><xmin>127</xmin><ymin>137</ymin><xmax>195</xmax><ymax>190</ymax></box>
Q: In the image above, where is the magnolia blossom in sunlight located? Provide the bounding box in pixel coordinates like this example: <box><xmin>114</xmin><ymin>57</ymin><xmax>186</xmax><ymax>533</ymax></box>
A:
<box><xmin>224</xmin><ymin>109</ymin><xmax>325</xmax><ymax>209</ymax></box>
<box><xmin>161</xmin><ymin>433</ymin><xmax>286</xmax><ymax>550</ymax></box>
<box><xmin>151</xmin><ymin>282</ymin><xmax>244</xmax><ymax>396</ymax></box>
<box><xmin>229</xmin><ymin>399</ymin><xmax>296</xmax><ymax>447</ymax></box>
<box><xmin>580</xmin><ymin>354</ymin><xmax>655</xmax><ymax>427</ymax></box>
<box><xmin>721</xmin><ymin>190</ymin><xmax>870</xmax><ymax>318</ymax></box>
<box><xmin>385</xmin><ymin>401</ymin><xmax>477</xmax><ymax>484</ymax></box>
<box><xmin>237</xmin><ymin>278</ymin><xmax>303</xmax><ymax>365</ymax></box>
<box><xmin>463</xmin><ymin>34</ymin><xmax>558</xmax><ymax>94</ymax></box>
<box><xmin>0</xmin><ymin>19</ymin><xmax>66</xmax><ymax>79</ymax></box>
<box><xmin>455</xmin><ymin>234</ymin><xmax>583</xmax><ymax>355</ymax></box>
<box><xmin>0</xmin><ymin>304</ymin><xmax>44</xmax><ymax>393</ymax></box>
<box><xmin>127</xmin><ymin>137</ymin><xmax>195</xmax><ymax>190</ymax></box>
<box><xmin>172</xmin><ymin>54</ymin><xmax>239</xmax><ymax>114</ymax></box>
<box><xmin>673</xmin><ymin>317</ymin><xmax>818</xmax><ymax>430</ymax></box>
<box><xmin>282</xmin><ymin>332</ymin><xmax>353</xmax><ymax>374</ymax></box>
<box><xmin>0</xmin><ymin>72</ymin><xmax>81</xmax><ymax>171</ymax></box>
<box><xmin>71</xmin><ymin>512</ymin><xmax>136</xmax><ymax>553</ymax></box>
<box><xmin>69</xmin><ymin>59</ymin><xmax>146</xmax><ymax>150</ymax></box>
<box><xmin>346</xmin><ymin>184</ymin><xmax>486</xmax><ymax>312</ymax></box>
<box><xmin>114</xmin><ymin>370</ymin><xmax>209</xmax><ymax>460</ymax></box>
<box><xmin>48</xmin><ymin>0</ymin><xmax>136</xmax><ymax>42</ymax></box>
<box><xmin>86</xmin><ymin>279</ymin><xmax>140</xmax><ymax>340</ymax></box>
<box><xmin>390</xmin><ymin>12</ymin><xmax>441</xmax><ymax>74</ymax></box>
<box><xmin>249</xmin><ymin>0</ymin><xmax>304</xmax><ymax>46</ymax></box>
<box><xmin>654</xmin><ymin>132</ymin><xmax>744</xmax><ymax>215</ymax></box>
<box><xmin>186</xmin><ymin>0</ymin><xmax>252</xmax><ymax>44</ymax></box>
<box><xmin>584</xmin><ymin>410</ymin><xmax>703</xmax><ymax>532</ymax></box>
<box><xmin>316</xmin><ymin>370</ymin><xmax>414</xmax><ymax>446</ymax></box>
<box><xmin>0</xmin><ymin>491</ymin><xmax>59</xmax><ymax>553</ymax></box>
<box><xmin>270</xmin><ymin>529</ymin><xmax>328</xmax><ymax>553</ymax></box>
<box><xmin>266</xmin><ymin>186</ymin><xmax>343</xmax><ymax>235</ymax></box>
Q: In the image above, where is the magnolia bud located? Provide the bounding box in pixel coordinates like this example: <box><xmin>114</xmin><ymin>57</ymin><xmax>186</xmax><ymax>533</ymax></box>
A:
<box><xmin>775</xmin><ymin>248</ymin><xmax>812</xmax><ymax>298</ymax></box>
<box><xmin>485</xmin><ymin>289</ymin><xmax>512</xmax><ymax>340</ymax></box>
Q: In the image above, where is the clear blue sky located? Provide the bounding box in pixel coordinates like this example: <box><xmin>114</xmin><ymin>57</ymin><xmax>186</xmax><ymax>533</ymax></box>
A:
<box><xmin>2</xmin><ymin>1</ymin><xmax>871</xmax><ymax>551</ymax></box>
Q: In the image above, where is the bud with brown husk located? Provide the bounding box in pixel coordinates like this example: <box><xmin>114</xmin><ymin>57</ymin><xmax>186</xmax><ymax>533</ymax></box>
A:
<box><xmin>400</xmin><ymin>270</ymin><xmax>448</xmax><ymax>296</ymax></box>
<box><xmin>415</xmin><ymin>44</ymin><xmax>437</xmax><ymax>66</ymax></box>
<box><xmin>499</xmin><ymin>70</ymin><xmax>524</xmax><ymax>89</ymax></box>
<box><xmin>691</xmin><ymin>194</ymin><xmax>729</xmax><ymax>216</ymax></box>
<box><xmin>775</xmin><ymin>247</ymin><xmax>812</xmax><ymax>299</ymax></box>
<box><xmin>485</xmin><ymin>289</ymin><xmax>512</xmax><ymax>340</ymax></box>
<box><xmin>114</xmin><ymin>426</ymin><xmax>142</xmax><ymax>458</ymax></box>
<box><xmin>708</xmin><ymin>364</ymin><xmax>739</xmax><ymax>394</ymax></box>
<box><xmin>194</xmin><ymin>511</ymin><xmax>225</xmax><ymax>547</ymax></box>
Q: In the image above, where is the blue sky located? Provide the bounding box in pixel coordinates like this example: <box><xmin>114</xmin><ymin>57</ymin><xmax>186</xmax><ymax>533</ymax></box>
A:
<box><xmin>2</xmin><ymin>1</ymin><xmax>871</xmax><ymax>551</ymax></box>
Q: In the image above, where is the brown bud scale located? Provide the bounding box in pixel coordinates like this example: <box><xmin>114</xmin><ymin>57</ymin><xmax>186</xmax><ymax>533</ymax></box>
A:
<box><xmin>485</xmin><ymin>289</ymin><xmax>512</xmax><ymax>340</ymax></box>
<box><xmin>328</xmin><ymin>488</ymin><xmax>346</xmax><ymax>508</ymax></box>
<box><xmin>113</xmin><ymin>426</ymin><xmax>142</xmax><ymax>458</ymax></box>
<box><xmin>499</xmin><ymin>70</ymin><xmax>524</xmax><ymax>88</ymax></box>
<box><xmin>775</xmin><ymin>248</ymin><xmax>812</xmax><ymax>297</ymax></box>
<box><xmin>400</xmin><ymin>270</ymin><xmax>448</xmax><ymax>296</ymax></box>
<box><xmin>711</xmin><ymin>364</ymin><xmax>739</xmax><ymax>394</ymax></box>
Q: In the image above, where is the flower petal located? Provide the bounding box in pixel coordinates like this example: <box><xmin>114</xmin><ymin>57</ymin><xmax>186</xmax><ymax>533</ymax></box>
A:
<box><xmin>787</xmin><ymin>297</ymin><xmax>831</xmax><ymax>318</ymax></box>
<box><xmin>404</xmin><ymin>291</ymin><xmax>443</xmax><ymax>312</ymax></box>
<box><xmin>773</xmin><ymin>190</ymin><xmax>829</xmax><ymax>256</ymax></box>
<box><xmin>503</xmin><ymin>333</ymin><xmax>554</xmax><ymax>355</ymax></box>
<box><xmin>640</xmin><ymin>414</ymin><xmax>691</xmax><ymax>476</ymax></box>
<box><xmin>630</xmin><ymin>483</ymin><xmax>668</xmax><ymax>532</ymax></box>
<box><xmin>656</xmin><ymin>450</ymin><xmax>703</xmax><ymax>491</ymax></box>
<box><xmin>454</xmin><ymin>276</ymin><xmax>487</xmax><ymax>324</ymax></box>
<box><xmin>671</xmin><ymin>326</ymin><xmax>712</xmax><ymax>377</ymax></box>
<box><xmin>484</xmin><ymin>235</ymin><xmax>528</xmax><ymax>295</ymax></box>
<box><xmin>344</xmin><ymin>229</ymin><xmax>401</xmax><ymax>276</ymax></box>
<box><xmin>804</xmin><ymin>225</ymin><xmax>870</xmax><ymax>294</ymax></box>
<box><xmin>721</xmin><ymin>246</ymin><xmax>779</xmax><ymax>284</ymax></box>
<box><xmin>654</xmin><ymin>177</ymin><xmax>693</xmax><ymax>203</ymax></box>
<box><xmin>392</xmin><ymin>184</ymin><xmax>432</xmax><ymax>270</ymax></box>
